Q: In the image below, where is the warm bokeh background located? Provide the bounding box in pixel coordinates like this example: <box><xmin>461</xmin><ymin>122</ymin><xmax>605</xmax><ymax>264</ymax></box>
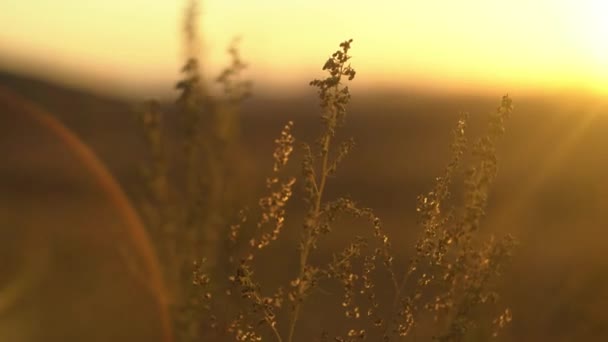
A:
<box><xmin>2</xmin><ymin>0</ymin><xmax>608</xmax><ymax>341</ymax></box>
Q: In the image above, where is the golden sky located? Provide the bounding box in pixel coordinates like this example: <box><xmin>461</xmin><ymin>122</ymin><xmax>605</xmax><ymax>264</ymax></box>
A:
<box><xmin>1</xmin><ymin>0</ymin><xmax>607</xmax><ymax>98</ymax></box>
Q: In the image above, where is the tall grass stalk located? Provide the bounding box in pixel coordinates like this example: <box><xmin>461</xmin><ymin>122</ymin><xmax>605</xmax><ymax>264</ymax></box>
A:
<box><xmin>136</xmin><ymin>2</ymin><xmax>516</xmax><ymax>341</ymax></box>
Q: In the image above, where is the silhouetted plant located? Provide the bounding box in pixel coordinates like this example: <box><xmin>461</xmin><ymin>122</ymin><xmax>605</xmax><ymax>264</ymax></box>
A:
<box><xmin>184</xmin><ymin>39</ymin><xmax>515</xmax><ymax>342</ymax></box>
<box><xmin>136</xmin><ymin>2</ymin><xmax>515</xmax><ymax>341</ymax></box>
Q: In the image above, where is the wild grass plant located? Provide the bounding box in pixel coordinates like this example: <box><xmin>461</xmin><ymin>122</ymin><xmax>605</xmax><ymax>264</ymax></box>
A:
<box><xmin>135</xmin><ymin>1</ymin><xmax>516</xmax><ymax>341</ymax></box>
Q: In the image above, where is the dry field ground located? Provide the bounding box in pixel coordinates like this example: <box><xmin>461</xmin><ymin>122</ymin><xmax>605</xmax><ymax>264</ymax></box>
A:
<box><xmin>2</xmin><ymin>71</ymin><xmax>607</xmax><ymax>340</ymax></box>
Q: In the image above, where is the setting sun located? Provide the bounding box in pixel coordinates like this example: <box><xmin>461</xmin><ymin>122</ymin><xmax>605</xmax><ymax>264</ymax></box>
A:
<box><xmin>567</xmin><ymin>0</ymin><xmax>608</xmax><ymax>92</ymax></box>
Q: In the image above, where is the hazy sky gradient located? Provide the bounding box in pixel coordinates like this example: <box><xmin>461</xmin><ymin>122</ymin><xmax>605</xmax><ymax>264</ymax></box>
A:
<box><xmin>1</xmin><ymin>0</ymin><xmax>607</xmax><ymax>98</ymax></box>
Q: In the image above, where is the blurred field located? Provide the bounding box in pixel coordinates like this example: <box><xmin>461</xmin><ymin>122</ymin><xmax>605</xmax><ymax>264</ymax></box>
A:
<box><xmin>2</xmin><ymin>70</ymin><xmax>608</xmax><ymax>340</ymax></box>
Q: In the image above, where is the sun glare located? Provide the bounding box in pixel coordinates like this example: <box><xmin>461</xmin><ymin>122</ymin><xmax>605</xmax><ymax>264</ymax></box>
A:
<box><xmin>579</xmin><ymin>2</ymin><xmax>608</xmax><ymax>60</ymax></box>
<box><xmin>562</xmin><ymin>0</ymin><xmax>608</xmax><ymax>93</ymax></box>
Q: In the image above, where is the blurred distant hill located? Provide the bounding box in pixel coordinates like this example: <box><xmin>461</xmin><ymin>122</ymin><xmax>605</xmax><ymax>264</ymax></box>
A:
<box><xmin>3</xmin><ymin>69</ymin><xmax>608</xmax><ymax>218</ymax></box>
